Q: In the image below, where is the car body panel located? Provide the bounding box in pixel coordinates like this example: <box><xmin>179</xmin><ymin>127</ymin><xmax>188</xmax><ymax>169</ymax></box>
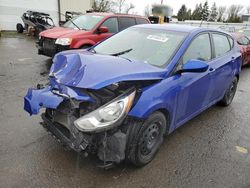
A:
<box><xmin>50</xmin><ymin>50</ymin><xmax>166</xmax><ymax>89</ymax></box>
<box><xmin>232</xmin><ymin>33</ymin><xmax>250</xmax><ymax>66</ymax></box>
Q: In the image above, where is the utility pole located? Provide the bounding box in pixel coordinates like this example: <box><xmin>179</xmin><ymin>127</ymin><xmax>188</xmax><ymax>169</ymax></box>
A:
<box><xmin>161</xmin><ymin>0</ymin><xmax>163</xmax><ymax>4</ymax></box>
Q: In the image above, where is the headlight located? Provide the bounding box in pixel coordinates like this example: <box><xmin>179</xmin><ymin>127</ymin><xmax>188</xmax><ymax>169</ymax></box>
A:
<box><xmin>55</xmin><ymin>38</ymin><xmax>72</xmax><ymax>46</ymax></box>
<box><xmin>74</xmin><ymin>90</ymin><xmax>136</xmax><ymax>133</ymax></box>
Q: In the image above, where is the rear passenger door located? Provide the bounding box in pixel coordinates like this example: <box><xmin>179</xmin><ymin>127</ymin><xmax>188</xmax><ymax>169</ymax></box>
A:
<box><xmin>209</xmin><ymin>33</ymin><xmax>235</xmax><ymax>101</ymax></box>
<box><xmin>118</xmin><ymin>17</ymin><xmax>136</xmax><ymax>31</ymax></box>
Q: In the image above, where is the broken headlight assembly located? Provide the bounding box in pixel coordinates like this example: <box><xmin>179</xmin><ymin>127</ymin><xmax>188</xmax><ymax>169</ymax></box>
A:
<box><xmin>74</xmin><ymin>90</ymin><xmax>136</xmax><ymax>133</ymax></box>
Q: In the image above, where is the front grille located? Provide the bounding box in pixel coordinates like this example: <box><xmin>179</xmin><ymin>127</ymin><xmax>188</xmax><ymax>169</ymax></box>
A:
<box><xmin>43</xmin><ymin>37</ymin><xmax>56</xmax><ymax>51</ymax></box>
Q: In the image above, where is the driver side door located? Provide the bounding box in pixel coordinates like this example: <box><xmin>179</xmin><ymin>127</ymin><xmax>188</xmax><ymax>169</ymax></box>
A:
<box><xmin>93</xmin><ymin>17</ymin><xmax>119</xmax><ymax>43</ymax></box>
<box><xmin>174</xmin><ymin>33</ymin><xmax>214</xmax><ymax>128</ymax></box>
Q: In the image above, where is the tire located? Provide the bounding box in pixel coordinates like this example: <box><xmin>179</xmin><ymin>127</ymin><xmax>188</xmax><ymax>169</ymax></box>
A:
<box><xmin>126</xmin><ymin>111</ymin><xmax>167</xmax><ymax>166</ymax></box>
<box><xmin>80</xmin><ymin>45</ymin><xmax>92</xmax><ymax>49</ymax></box>
<box><xmin>16</xmin><ymin>23</ymin><xmax>24</xmax><ymax>33</ymax></box>
<box><xmin>218</xmin><ymin>76</ymin><xmax>238</xmax><ymax>106</ymax></box>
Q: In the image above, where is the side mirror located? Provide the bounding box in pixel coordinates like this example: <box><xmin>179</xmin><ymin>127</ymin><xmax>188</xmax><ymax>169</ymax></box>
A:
<box><xmin>179</xmin><ymin>59</ymin><xmax>209</xmax><ymax>73</ymax></box>
<box><xmin>98</xmin><ymin>26</ymin><xmax>109</xmax><ymax>34</ymax></box>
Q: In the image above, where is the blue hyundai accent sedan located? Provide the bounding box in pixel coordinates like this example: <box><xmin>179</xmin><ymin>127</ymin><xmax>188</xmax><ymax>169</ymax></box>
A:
<box><xmin>24</xmin><ymin>24</ymin><xmax>242</xmax><ymax>167</ymax></box>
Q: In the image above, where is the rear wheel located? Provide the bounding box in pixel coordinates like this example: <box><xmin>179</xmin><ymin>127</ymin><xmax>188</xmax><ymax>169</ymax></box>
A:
<box><xmin>16</xmin><ymin>23</ymin><xmax>24</xmax><ymax>33</ymax></box>
<box><xmin>126</xmin><ymin>111</ymin><xmax>167</xmax><ymax>166</ymax></box>
<box><xmin>218</xmin><ymin>76</ymin><xmax>238</xmax><ymax>106</ymax></box>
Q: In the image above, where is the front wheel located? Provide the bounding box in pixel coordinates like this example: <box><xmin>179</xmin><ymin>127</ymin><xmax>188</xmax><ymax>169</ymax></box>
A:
<box><xmin>218</xmin><ymin>76</ymin><xmax>238</xmax><ymax>106</ymax></box>
<box><xmin>126</xmin><ymin>111</ymin><xmax>167</xmax><ymax>166</ymax></box>
<box><xmin>16</xmin><ymin>23</ymin><xmax>24</xmax><ymax>33</ymax></box>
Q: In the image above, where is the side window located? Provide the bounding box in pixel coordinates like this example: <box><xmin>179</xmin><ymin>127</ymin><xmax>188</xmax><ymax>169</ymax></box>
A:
<box><xmin>212</xmin><ymin>33</ymin><xmax>231</xmax><ymax>58</ymax></box>
<box><xmin>100</xmin><ymin>17</ymin><xmax>118</xmax><ymax>33</ymax></box>
<box><xmin>228</xmin><ymin>36</ymin><xmax>234</xmax><ymax>49</ymax></box>
<box><xmin>118</xmin><ymin>17</ymin><xmax>136</xmax><ymax>31</ymax></box>
<box><xmin>183</xmin><ymin>33</ymin><xmax>212</xmax><ymax>64</ymax></box>
<box><xmin>238</xmin><ymin>36</ymin><xmax>250</xmax><ymax>45</ymax></box>
<box><xmin>136</xmin><ymin>18</ymin><xmax>149</xmax><ymax>24</ymax></box>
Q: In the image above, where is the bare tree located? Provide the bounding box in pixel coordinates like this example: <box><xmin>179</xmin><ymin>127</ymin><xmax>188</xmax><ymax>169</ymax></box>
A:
<box><xmin>227</xmin><ymin>5</ymin><xmax>243</xmax><ymax>23</ymax></box>
<box><xmin>125</xmin><ymin>3</ymin><xmax>135</xmax><ymax>14</ymax></box>
<box><xmin>247</xmin><ymin>6</ymin><xmax>250</xmax><ymax>14</ymax></box>
<box><xmin>114</xmin><ymin>0</ymin><xmax>126</xmax><ymax>13</ymax></box>
<box><xmin>217</xmin><ymin>6</ymin><xmax>226</xmax><ymax>22</ymax></box>
<box><xmin>92</xmin><ymin>0</ymin><xmax>113</xmax><ymax>12</ymax></box>
<box><xmin>144</xmin><ymin>5</ymin><xmax>152</xmax><ymax>17</ymax></box>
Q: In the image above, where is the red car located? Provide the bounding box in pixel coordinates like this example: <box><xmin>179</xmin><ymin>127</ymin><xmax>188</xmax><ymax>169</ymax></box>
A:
<box><xmin>232</xmin><ymin>33</ymin><xmax>250</xmax><ymax>66</ymax></box>
<box><xmin>37</xmin><ymin>13</ymin><xmax>150</xmax><ymax>57</ymax></box>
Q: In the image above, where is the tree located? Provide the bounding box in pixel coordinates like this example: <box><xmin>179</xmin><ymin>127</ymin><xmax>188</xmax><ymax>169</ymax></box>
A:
<box><xmin>144</xmin><ymin>5</ymin><xmax>152</xmax><ymax>17</ymax></box>
<box><xmin>209</xmin><ymin>2</ymin><xmax>218</xmax><ymax>21</ymax></box>
<box><xmin>246</xmin><ymin>6</ymin><xmax>250</xmax><ymax>14</ymax></box>
<box><xmin>187</xmin><ymin>9</ymin><xmax>192</xmax><ymax>20</ymax></box>
<box><xmin>92</xmin><ymin>0</ymin><xmax>113</xmax><ymax>12</ymax></box>
<box><xmin>192</xmin><ymin>3</ymin><xmax>203</xmax><ymax>20</ymax></box>
<box><xmin>227</xmin><ymin>5</ymin><xmax>243</xmax><ymax>23</ymax></box>
<box><xmin>202</xmin><ymin>1</ymin><xmax>209</xmax><ymax>21</ymax></box>
<box><xmin>112</xmin><ymin>0</ymin><xmax>135</xmax><ymax>13</ymax></box>
<box><xmin>177</xmin><ymin>4</ymin><xmax>188</xmax><ymax>21</ymax></box>
<box><xmin>124</xmin><ymin>3</ymin><xmax>135</xmax><ymax>14</ymax></box>
<box><xmin>217</xmin><ymin>6</ymin><xmax>226</xmax><ymax>22</ymax></box>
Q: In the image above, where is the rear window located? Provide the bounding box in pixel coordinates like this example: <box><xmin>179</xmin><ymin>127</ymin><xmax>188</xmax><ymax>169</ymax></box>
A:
<box><xmin>136</xmin><ymin>18</ymin><xmax>149</xmax><ymax>24</ymax></box>
<box><xmin>119</xmin><ymin>17</ymin><xmax>136</xmax><ymax>31</ymax></box>
<box><xmin>212</xmin><ymin>33</ymin><xmax>231</xmax><ymax>58</ymax></box>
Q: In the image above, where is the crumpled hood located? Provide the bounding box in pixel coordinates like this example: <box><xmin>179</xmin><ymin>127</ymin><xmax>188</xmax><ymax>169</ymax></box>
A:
<box><xmin>40</xmin><ymin>27</ymin><xmax>89</xmax><ymax>39</ymax></box>
<box><xmin>50</xmin><ymin>50</ymin><xmax>167</xmax><ymax>89</ymax></box>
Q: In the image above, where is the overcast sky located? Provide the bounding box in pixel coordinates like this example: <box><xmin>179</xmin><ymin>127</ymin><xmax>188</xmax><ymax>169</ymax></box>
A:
<box><xmin>126</xmin><ymin>0</ymin><xmax>250</xmax><ymax>15</ymax></box>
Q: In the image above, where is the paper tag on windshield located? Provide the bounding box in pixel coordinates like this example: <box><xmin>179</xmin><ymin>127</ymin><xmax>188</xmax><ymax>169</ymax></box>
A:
<box><xmin>147</xmin><ymin>35</ymin><xmax>169</xmax><ymax>43</ymax></box>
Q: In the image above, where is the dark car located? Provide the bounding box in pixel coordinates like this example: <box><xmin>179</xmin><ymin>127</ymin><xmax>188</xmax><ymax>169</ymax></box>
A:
<box><xmin>25</xmin><ymin>25</ymin><xmax>241</xmax><ymax>167</ymax></box>
<box><xmin>16</xmin><ymin>11</ymin><xmax>54</xmax><ymax>37</ymax></box>
<box><xmin>232</xmin><ymin>33</ymin><xmax>250</xmax><ymax>66</ymax></box>
<box><xmin>37</xmin><ymin>12</ymin><xmax>150</xmax><ymax>57</ymax></box>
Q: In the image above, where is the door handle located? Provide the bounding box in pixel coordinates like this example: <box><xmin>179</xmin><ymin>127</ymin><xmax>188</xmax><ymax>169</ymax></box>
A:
<box><xmin>209</xmin><ymin>67</ymin><xmax>215</xmax><ymax>72</ymax></box>
<box><xmin>231</xmin><ymin>56</ymin><xmax>235</xmax><ymax>62</ymax></box>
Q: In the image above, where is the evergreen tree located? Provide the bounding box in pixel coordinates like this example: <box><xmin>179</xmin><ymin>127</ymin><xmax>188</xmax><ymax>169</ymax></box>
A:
<box><xmin>177</xmin><ymin>4</ymin><xmax>188</xmax><ymax>21</ymax></box>
<box><xmin>192</xmin><ymin>3</ymin><xmax>203</xmax><ymax>20</ymax></box>
<box><xmin>209</xmin><ymin>2</ymin><xmax>218</xmax><ymax>21</ymax></box>
<box><xmin>202</xmin><ymin>1</ymin><xmax>209</xmax><ymax>21</ymax></box>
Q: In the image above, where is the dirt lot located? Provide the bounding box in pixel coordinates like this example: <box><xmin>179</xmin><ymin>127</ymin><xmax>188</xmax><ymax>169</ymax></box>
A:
<box><xmin>0</xmin><ymin>33</ymin><xmax>250</xmax><ymax>188</ymax></box>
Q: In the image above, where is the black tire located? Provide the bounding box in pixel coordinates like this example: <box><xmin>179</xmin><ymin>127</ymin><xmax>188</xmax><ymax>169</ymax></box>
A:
<box><xmin>80</xmin><ymin>45</ymin><xmax>92</xmax><ymax>49</ymax></box>
<box><xmin>218</xmin><ymin>76</ymin><xmax>238</xmax><ymax>106</ymax></box>
<box><xmin>16</xmin><ymin>23</ymin><xmax>24</xmax><ymax>33</ymax></box>
<box><xmin>126</xmin><ymin>111</ymin><xmax>167</xmax><ymax>166</ymax></box>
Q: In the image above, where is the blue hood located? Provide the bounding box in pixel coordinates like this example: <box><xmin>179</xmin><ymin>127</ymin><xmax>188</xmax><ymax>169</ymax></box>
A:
<box><xmin>50</xmin><ymin>50</ymin><xmax>167</xmax><ymax>89</ymax></box>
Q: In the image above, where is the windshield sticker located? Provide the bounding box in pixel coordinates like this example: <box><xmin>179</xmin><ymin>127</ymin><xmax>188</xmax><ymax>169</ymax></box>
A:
<box><xmin>146</xmin><ymin>35</ymin><xmax>169</xmax><ymax>42</ymax></box>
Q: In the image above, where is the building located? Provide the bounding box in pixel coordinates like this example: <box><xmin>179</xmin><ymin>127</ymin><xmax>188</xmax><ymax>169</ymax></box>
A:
<box><xmin>0</xmin><ymin>0</ymin><xmax>93</xmax><ymax>30</ymax></box>
<box><xmin>241</xmin><ymin>14</ymin><xmax>250</xmax><ymax>23</ymax></box>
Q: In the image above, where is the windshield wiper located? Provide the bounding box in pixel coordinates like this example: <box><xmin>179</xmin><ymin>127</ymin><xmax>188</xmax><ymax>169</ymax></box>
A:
<box><xmin>69</xmin><ymin>19</ymin><xmax>81</xmax><ymax>30</ymax></box>
<box><xmin>110</xmin><ymin>48</ymin><xmax>133</xmax><ymax>56</ymax></box>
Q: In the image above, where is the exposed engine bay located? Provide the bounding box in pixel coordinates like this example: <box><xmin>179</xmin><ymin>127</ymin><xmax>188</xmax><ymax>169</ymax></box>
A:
<box><xmin>36</xmin><ymin>80</ymin><xmax>155</xmax><ymax>168</ymax></box>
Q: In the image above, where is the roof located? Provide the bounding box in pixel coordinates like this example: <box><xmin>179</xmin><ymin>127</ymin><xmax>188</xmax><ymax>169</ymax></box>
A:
<box><xmin>134</xmin><ymin>24</ymin><xmax>204</xmax><ymax>33</ymax></box>
<box><xmin>87</xmin><ymin>12</ymin><xmax>147</xmax><ymax>18</ymax></box>
<box><xmin>134</xmin><ymin>24</ymin><xmax>229</xmax><ymax>34</ymax></box>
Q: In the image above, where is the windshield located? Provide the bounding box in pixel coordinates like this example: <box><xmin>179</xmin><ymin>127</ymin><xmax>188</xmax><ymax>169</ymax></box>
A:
<box><xmin>64</xmin><ymin>15</ymin><xmax>104</xmax><ymax>30</ymax></box>
<box><xmin>243</xmin><ymin>30</ymin><xmax>250</xmax><ymax>37</ymax></box>
<box><xmin>93</xmin><ymin>27</ymin><xmax>187</xmax><ymax>67</ymax></box>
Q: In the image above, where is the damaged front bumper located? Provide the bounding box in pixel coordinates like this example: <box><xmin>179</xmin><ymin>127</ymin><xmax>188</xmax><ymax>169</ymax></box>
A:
<box><xmin>24</xmin><ymin>84</ymin><xmax>133</xmax><ymax>167</ymax></box>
